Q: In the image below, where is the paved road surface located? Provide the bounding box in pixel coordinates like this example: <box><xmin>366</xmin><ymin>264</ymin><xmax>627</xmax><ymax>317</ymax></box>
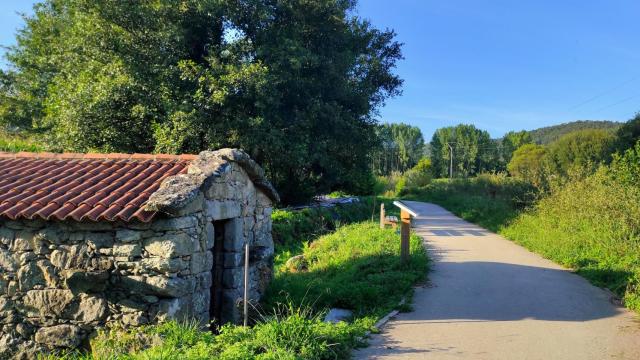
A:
<box><xmin>355</xmin><ymin>201</ymin><xmax>640</xmax><ymax>360</ymax></box>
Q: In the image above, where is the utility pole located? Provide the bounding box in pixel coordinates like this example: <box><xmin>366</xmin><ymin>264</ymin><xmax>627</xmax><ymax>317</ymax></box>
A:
<box><xmin>447</xmin><ymin>142</ymin><xmax>454</xmax><ymax>179</ymax></box>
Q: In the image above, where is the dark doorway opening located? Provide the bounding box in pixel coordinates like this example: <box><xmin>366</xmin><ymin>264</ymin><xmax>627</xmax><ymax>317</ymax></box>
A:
<box><xmin>210</xmin><ymin>220</ymin><xmax>227</xmax><ymax>329</ymax></box>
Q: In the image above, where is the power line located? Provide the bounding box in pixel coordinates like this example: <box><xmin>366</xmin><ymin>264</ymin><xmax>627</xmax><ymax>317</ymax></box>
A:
<box><xmin>592</xmin><ymin>94</ymin><xmax>640</xmax><ymax>113</ymax></box>
<box><xmin>568</xmin><ymin>75</ymin><xmax>640</xmax><ymax>110</ymax></box>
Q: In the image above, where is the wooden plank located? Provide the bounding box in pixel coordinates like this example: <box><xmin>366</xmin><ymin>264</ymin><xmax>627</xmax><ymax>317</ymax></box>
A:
<box><xmin>400</xmin><ymin>209</ymin><xmax>411</xmax><ymax>262</ymax></box>
<box><xmin>380</xmin><ymin>203</ymin><xmax>385</xmax><ymax>229</ymax></box>
<box><xmin>393</xmin><ymin>200</ymin><xmax>418</xmax><ymax>217</ymax></box>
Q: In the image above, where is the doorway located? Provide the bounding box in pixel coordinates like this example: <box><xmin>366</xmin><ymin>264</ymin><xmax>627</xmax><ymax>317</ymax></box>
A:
<box><xmin>210</xmin><ymin>219</ymin><xmax>227</xmax><ymax>329</ymax></box>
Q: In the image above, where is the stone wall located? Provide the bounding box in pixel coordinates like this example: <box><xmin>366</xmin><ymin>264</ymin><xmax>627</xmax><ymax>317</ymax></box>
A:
<box><xmin>0</xmin><ymin>157</ymin><xmax>274</xmax><ymax>358</ymax></box>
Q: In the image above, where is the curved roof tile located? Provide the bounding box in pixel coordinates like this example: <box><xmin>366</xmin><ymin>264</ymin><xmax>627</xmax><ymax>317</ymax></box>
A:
<box><xmin>0</xmin><ymin>152</ymin><xmax>196</xmax><ymax>222</ymax></box>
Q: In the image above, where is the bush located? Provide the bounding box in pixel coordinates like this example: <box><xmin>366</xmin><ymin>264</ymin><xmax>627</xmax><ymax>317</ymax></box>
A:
<box><xmin>507</xmin><ymin>143</ymin><xmax>549</xmax><ymax>190</ymax></box>
<box><xmin>545</xmin><ymin>129</ymin><xmax>615</xmax><ymax>177</ymax></box>
<box><xmin>373</xmin><ymin>171</ymin><xmax>403</xmax><ymax>196</ymax></box>
<box><xmin>394</xmin><ymin>158</ymin><xmax>432</xmax><ymax>196</ymax></box>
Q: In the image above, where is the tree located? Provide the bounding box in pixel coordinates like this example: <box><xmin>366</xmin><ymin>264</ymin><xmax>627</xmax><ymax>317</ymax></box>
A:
<box><xmin>373</xmin><ymin>123</ymin><xmax>424</xmax><ymax>175</ymax></box>
<box><xmin>0</xmin><ymin>0</ymin><xmax>403</xmax><ymax>204</ymax></box>
<box><xmin>430</xmin><ymin>124</ymin><xmax>497</xmax><ymax>178</ymax></box>
<box><xmin>501</xmin><ymin>130</ymin><xmax>532</xmax><ymax>164</ymax></box>
<box><xmin>507</xmin><ymin>144</ymin><xmax>548</xmax><ymax>189</ymax></box>
<box><xmin>546</xmin><ymin>129</ymin><xmax>615</xmax><ymax>177</ymax></box>
<box><xmin>614</xmin><ymin>113</ymin><xmax>640</xmax><ymax>154</ymax></box>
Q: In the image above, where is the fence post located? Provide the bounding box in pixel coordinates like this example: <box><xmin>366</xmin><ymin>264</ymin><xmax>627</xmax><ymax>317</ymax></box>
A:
<box><xmin>380</xmin><ymin>203</ymin><xmax>385</xmax><ymax>229</ymax></box>
<box><xmin>400</xmin><ymin>209</ymin><xmax>410</xmax><ymax>263</ymax></box>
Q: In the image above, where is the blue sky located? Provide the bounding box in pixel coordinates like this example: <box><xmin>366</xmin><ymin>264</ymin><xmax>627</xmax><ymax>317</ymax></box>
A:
<box><xmin>2</xmin><ymin>1</ymin><xmax>639</xmax><ymax>139</ymax></box>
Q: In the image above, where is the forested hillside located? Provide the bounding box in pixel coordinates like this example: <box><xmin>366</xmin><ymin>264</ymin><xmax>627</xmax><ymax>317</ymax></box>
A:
<box><xmin>527</xmin><ymin>120</ymin><xmax>621</xmax><ymax>144</ymax></box>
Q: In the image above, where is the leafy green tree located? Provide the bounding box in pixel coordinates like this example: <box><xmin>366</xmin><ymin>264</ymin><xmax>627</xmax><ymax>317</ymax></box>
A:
<box><xmin>373</xmin><ymin>123</ymin><xmax>424</xmax><ymax>175</ymax></box>
<box><xmin>501</xmin><ymin>130</ymin><xmax>533</xmax><ymax>164</ymax></box>
<box><xmin>430</xmin><ymin>124</ymin><xmax>497</xmax><ymax>178</ymax></box>
<box><xmin>546</xmin><ymin>129</ymin><xmax>615</xmax><ymax>178</ymax></box>
<box><xmin>614</xmin><ymin>113</ymin><xmax>640</xmax><ymax>154</ymax></box>
<box><xmin>507</xmin><ymin>144</ymin><xmax>548</xmax><ymax>189</ymax></box>
<box><xmin>0</xmin><ymin>0</ymin><xmax>403</xmax><ymax>203</ymax></box>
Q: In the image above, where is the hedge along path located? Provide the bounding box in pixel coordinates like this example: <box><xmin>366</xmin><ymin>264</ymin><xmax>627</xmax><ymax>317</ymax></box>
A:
<box><xmin>356</xmin><ymin>201</ymin><xmax>640</xmax><ymax>360</ymax></box>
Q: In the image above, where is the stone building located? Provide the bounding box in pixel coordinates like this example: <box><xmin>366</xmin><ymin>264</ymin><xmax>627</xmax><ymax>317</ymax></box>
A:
<box><xmin>0</xmin><ymin>149</ymin><xmax>278</xmax><ymax>357</ymax></box>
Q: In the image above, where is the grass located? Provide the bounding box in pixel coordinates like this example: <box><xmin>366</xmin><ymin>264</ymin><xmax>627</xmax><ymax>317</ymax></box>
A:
<box><xmin>404</xmin><ymin>171</ymin><xmax>640</xmax><ymax>312</ymax></box>
<box><xmin>271</xmin><ymin>196</ymin><xmax>398</xmax><ymax>270</ymax></box>
<box><xmin>40</xmin><ymin>312</ymin><xmax>371</xmax><ymax>360</ymax></box>
<box><xmin>265</xmin><ymin>222</ymin><xmax>428</xmax><ymax>319</ymax></box>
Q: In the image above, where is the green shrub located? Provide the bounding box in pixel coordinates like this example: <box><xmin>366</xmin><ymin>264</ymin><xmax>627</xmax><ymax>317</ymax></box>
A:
<box><xmin>545</xmin><ymin>129</ymin><xmax>615</xmax><ymax>178</ymax></box>
<box><xmin>507</xmin><ymin>143</ymin><xmax>549</xmax><ymax>190</ymax></box>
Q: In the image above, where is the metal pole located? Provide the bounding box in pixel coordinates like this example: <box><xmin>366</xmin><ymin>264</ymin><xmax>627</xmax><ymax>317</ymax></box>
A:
<box><xmin>243</xmin><ymin>242</ymin><xmax>249</xmax><ymax>327</ymax></box>
<box><xmin>447</xmin><ymin>143</ymin><xmax>454</xmax><ymax>179</ymax></box>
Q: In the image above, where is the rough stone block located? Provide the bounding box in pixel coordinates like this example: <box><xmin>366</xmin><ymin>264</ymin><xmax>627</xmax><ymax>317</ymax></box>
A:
<box><xmin>64</xmin><ymin>270</ymin><xmax>109</xmax><ymax>294</ymax></box>
<box><xmin>151</xmin><ymin>216</ymin><xmax>198</xmax><ymax>231</ymax></box>
<box><xmin>205</xmin><ymin>222</ymin><xmax>215</xmax><ymax>250</ymax></box>
<box><xmin>0</xmin><ymin>228</ymin><xmax>14</xmax><ymax>246</ymax></box>
<box><xmin>120</xmin><ymin>275</ymin><xmax>195</xmax><ymax>298</ymax></box>
<box><xmin>35</xmin><ymin>325</ymin><xmax>82</xmax><ymax>348</ymax></box>
<box><xmin>86</xmin><ymin>232</ymin><xmax>114</xmax><ymax>249</ymax></box>
<box><xmin>72</xmin><ymin>294</ymin><xmax>108</xmax><ymax>322</ymax></box>
<box><xmin>206</xmin><ymin>200</ymin><xmax>242</xmax><ymax>220</ymax></box>
<box><xmin>190</xmin><ymin>251</ymin><xmax>213</xmax><ymax>274</ymax></box>
<box><xmin>113</xmin><ymin>243</ymin><xmax>142</xmax><ymax>258</ymax></box>
<box><xmin>17</xmin><ymin>262</ymin><xmax>45</xmax><ymax>291</ymax></box>
<box><xmin>222</xmin><ymin>267</ymin><xmax>245</xmax><ymax>289</ymax></box>
<box><xmin>144</xmin><ymin>232</ymin><xmax>196</xmax><ymax>258</ymax></box>
<box><xmin>50</xmin><ymin>245</ymin><xmax>90</xmax><ymax>269</ymax></box>
<box><xmin>116</xmin><ymin>229</ymin><xmax>142</xmax><ymax>243</ymax></box>
<box><xmin>141</xmin><ymin>257</ymin><xmax>187</xmax><ymax>274</ymax></box>
<box><xmin>0</xmin><ymin>248</ymin><xmax>17</xmax><ymax>272</ymax></box>
<box><xmin>224</xmin><ymin>218</ymin><xmax>245</xmax><ymax>252</ymax></box>
<box><xmin>11</xmin><ymin>231</ymin><xmax>33</xmax><ymax>252</ymax></box>
<box><xmin>20</xmin><ymin>289</ymin><xmax>74</xmax><ymax>318</ymax></box>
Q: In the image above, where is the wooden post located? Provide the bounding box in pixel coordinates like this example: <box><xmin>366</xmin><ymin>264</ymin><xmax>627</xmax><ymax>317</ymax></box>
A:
<box><xmin>380</xmin><ymin>203</ymin><xmax>385</xmax><ymax>229</ymax></box>
<box><xmin>400</xmin><ymin>209</ymin><xmax>410</xmax><ymax>263</ymax></box>
<box><xmin>243</xmin><ymin>242</ymin><xmax>249</xmax><ymax>327</ymax></box>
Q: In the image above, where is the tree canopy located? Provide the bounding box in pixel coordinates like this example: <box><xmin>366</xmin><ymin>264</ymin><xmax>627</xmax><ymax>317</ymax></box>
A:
<box><xmin>372</xmin><ymin>123</ymin><xmax>424</xmax><ymax>175</ymax></box>
<box><xmin>0</xmin><ymin>0</ymin><xmax>403</xmax><ymax>204</ymax></box>
<box><xmin>507</xmin><ymin>143</ymin><xmax>547</xmax><ymax>189</ymax></box>
<box><xmin>546</xmin><ymin>129</ymin><xmax>615</xmax><ymax>177</ymax></box>
<box><xmin>501</xmin><ymin>130</ymin><xmax>533</xmax><ymax>165</ymax></box>
<box><xmin>430</xmin><ymin>124</ymin><xmax>497</xmax><ymax>178</ymax></box>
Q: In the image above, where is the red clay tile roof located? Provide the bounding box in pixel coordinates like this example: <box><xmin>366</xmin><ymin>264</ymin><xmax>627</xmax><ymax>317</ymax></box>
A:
<box><xmin>0</xmin><ymin>152</ymin><xmax>197</xmax><ymax>223</ymax></box>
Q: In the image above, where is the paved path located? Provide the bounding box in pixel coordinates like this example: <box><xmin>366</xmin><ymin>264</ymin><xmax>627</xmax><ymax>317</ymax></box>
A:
<box><xmin>356</xmin><ymin>201</ymin><xmax>640</xmax><ymax>360</ymax></box>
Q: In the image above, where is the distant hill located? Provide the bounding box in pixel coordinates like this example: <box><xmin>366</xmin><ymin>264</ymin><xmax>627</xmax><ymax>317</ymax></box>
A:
<box><xmin>527</xmin><ymin>120</ymin><xmax>622</xmax><ymax>145</ymax></box>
